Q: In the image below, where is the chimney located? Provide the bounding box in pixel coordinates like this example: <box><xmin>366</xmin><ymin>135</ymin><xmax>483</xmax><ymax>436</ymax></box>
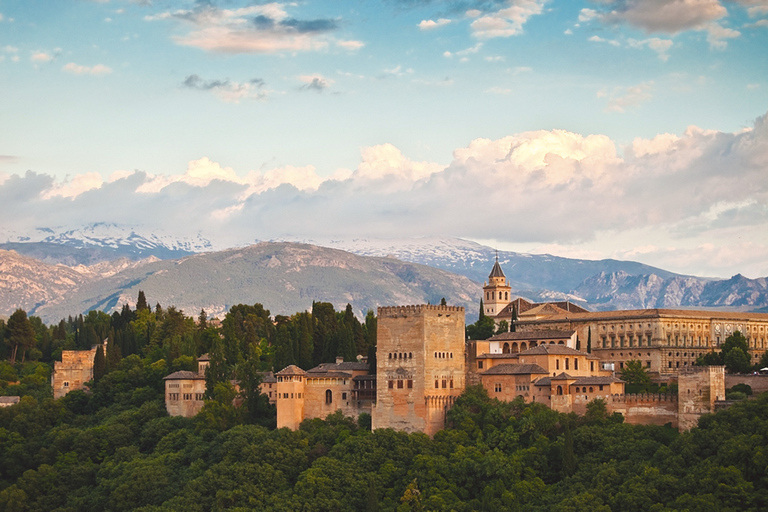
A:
<box><xmin>336</xmin><ymin>356</ymin><xmax>344</xmax><ymax>364</ymax></box>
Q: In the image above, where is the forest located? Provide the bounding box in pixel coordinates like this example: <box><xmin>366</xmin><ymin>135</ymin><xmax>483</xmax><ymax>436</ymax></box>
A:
<box><xmin>1</xmin><ymin>296</ymin><xmax>768</xmax><ymax>511</ymax></box>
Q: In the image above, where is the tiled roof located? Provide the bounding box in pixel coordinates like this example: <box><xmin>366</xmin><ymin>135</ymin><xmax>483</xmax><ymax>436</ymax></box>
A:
<box><xmin>572</xmin><ymin>376</ymin><xmax>624</xmax><ymax>385</ymax></box>
<box><xmin>476</xmin><ymin>353</ymin><xmax>521</xmax><ymax>359</ymax></box>
<box><xmin>489</xmin><ymin>260</ymin><xmax>506</xmax><ymax>279</ymax></box>
<box><xmin>353</xmin><ymin>374</ymin><xmax>376</xmax><ymax>381</ymax></box>
<box><xmin>197</xmin><ymin>353</ymin><xmax>210</xmax><ymax>361</ymax></box>
<box><xmin>517</xmin><ymin>308</ymin><xmax>768</xmax><ymax>323</ymax></box>
<box><xmin>534</xmin><ymin>377</ymin><xmax>551</xmax><ymax>386</ymax></box>
<box><xmin>0</xmin><ymin>396</ymin><xmax>20</xmax><ymax>405</ymax></box>
<box><xmin>276</xmin><ymin>365</ymin><xmax>306</xmax><ymax>375</ymax></box>
<box><xmin>308</xmin><ymin>361</ymin><xmax>369</xmax><ymax>372</ymax></box>
<box><xmin>259</xmin><ymin>371</ymin><xmax>277</xmax><ymax>383</ymax></box>
<box><xmin>521</xmin><ymin>345</ymin><xmax>585</xmax><ymax>356</ymax></box>
<box><xmin>551</xmin><ymin>372</ymin><xmax>577</xmax><ymax>380</ymax></box>
<box><xmin>481</xmin><ymin>363</ymin><xmax>549</xmax><ymax>375</ymax></box>
<box><xmin>305</xmin><ymin>372</ymin><xmax>352</xmax><ymax>379</ymax></box>
<box><xmin>489</xmin><ymin>330</ymin><xmax>575</xmax><ymax>341</ymax></box>
<box><xmin>163</xmin><ymin>370</ymin><xmax>204</xmax><ymax>380</ymax></box>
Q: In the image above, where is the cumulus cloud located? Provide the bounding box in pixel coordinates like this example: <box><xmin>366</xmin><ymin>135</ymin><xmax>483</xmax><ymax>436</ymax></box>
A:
<box><xmin>31</xmin><ymin>51</ymin><xmax>55</xmax><ymax>62</ymax></box>
<box><xmin>599</xmin><ymin>0</ymin><xmax>727</xmax><ymax>33</ymax></box>
<box><xmin>627</xmin><ymin>37</ymin><xmax>673</xmax><ymax>60</ymax></box>
<box><xmin>705</xmin><ymin>22</ymin><xmax>741</xmax><ymax>48</ymax></box>
<box><xmin>4</xmin><ymin>110</ymin><xmax>768</xmax><ymax>276</ymax></box>
<box><xmin>469</xmin><ymin>0</ymin><xmax>547</xmax><ymax>39</ymax></box>
<box><xmin>419</xmin><ymin>18</ymin><xmax>451</xmax><ymax>29</ymax></box>
<box><xmin>62</xmin><ymin>62</ymin><xmax>113</xmax><ymax>75</ymax></box>
<box><xmin>298</xmin><ymin>74</ymin><xmax>332</xmax><ymax>92</ymax></box>
<box><xmin>602</xmin><ymin>81</ymin><xmax>654</xmax><ymax>112</ymax></box>
<box><xmin>182</xmin><ymin>74</ymin><xmax>266</xmax><ymax>102</ymax></box>
<box><xmin>146</xmin><ymin>3</ymin><xmax>345</xmax><ymax>54</ymax></box>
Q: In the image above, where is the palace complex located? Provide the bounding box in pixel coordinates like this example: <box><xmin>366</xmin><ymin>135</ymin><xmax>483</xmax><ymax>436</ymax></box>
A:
<box><xmin>49</xmin><ymin>258</ymin><xmax>764</xmax><ymax>434</ymax></box>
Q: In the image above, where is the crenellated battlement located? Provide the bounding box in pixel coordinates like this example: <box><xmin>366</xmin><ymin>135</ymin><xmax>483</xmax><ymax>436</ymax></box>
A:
<box><xmin>609</xmin><ymin>393</ymin><xmax>678</xmax><ymax>405</ymax></box>
<box><xmin>377</xmin><ymin>304</ymin><xmax>464</xmax><ymax>318</ymax></box>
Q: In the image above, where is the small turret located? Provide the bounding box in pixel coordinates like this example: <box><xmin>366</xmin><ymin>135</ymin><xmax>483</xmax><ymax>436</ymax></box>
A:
<box><xmin>483</xmin><ymin>252</ymin><xmax>511</xmax><ymax>317</ymax></box>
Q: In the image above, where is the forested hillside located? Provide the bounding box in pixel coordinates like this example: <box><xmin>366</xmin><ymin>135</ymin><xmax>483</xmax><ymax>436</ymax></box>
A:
<box><xmin>1</xmin><ymin>298</ymin><xmax>768</xmax><ymax>511</ymax></box>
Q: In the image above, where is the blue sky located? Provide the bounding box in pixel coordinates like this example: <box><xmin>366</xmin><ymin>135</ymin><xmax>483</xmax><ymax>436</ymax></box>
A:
<box><xmin>1</xmin><ymin>0</ymin><xmax>768</xmax><ymax>279</ymax></box>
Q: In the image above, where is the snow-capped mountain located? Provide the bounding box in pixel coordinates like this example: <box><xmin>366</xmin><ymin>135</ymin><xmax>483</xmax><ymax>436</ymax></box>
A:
<box><xmin>0</xmin><ymin>223</ymin><xmax>213</xmax><ymax>265</ymax></box>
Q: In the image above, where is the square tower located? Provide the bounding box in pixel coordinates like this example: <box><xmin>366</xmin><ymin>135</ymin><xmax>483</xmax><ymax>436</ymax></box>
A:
<box><xmin>372</xmin><ymin>304</ymin><xmax>465</xmax><ymax>435</ymax></box>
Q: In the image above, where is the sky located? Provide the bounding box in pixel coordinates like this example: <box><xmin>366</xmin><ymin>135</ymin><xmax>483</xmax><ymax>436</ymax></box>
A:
<box><xmin>1</xmin><ymin>0</ymin><xmax>767</xmax><ymax>279</ymax></box>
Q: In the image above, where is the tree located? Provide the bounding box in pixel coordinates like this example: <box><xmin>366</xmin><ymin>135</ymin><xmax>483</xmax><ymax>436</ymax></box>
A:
<box><xmin>93</xmin><ymin>344</ymin><xmax>107</xmax><ymax>383</ymax></box>
<box><xmin>562</xmin><ymin>422</ymin><xmax>577</xmax><ymax>477</ymax></box>
<box><xmin>197</xmin><ymin>309</ymin><xmax>208</xmax><ymax>331</ymax></box>
<box><xmin>495</xmin><ymin>320</ymin><xmax>509</xmax><ymax>335</ymax></box>
<box><xmin>6</xmin><ymin>309</ymin><xmax>35</xmax><ymax>364</ymax></box>
<box><xmin>440</xmin><ymin>297</ymin><xmax>447</xmax><ymax>306</ymax></box>
<box><xmin>619</xmin><ymin>360</ymin><xmax>651</xmax><ymax>393</ymax></box>
<box><xmin>399</xmin><ymin>479</ymin><xmax>424</xmax><ymax>512</ymax></box>
<box><xmin>136</xmin><ymin>290</ymin><xmax>149</xmax><ymax>311</ymax></box>
<box><xmin>724</xmin><ymin>347</ymin><xmax>751</xmax><ymax>374</ymax></box>
<box><xmin>587</xmin><ymin>326</ymin><xmax>592</xmax><ymax>354</ymax></box>
<box><xmin>510</xmin><ymin>303</ymin><xmax>518</xmax><ymax>332</ymax></box>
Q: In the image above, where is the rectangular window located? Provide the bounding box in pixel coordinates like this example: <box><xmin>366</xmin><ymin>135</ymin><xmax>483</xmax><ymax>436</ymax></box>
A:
<box><xmin>442</xmin><ymin>380</ymin><xmax>447</xmax><ymax>389</ymax></box>
<box><xmin>494</xmin><ymin>383</ymin><xmax>502</xmax><ymax>392</ymax></box>
<box><xmin>599</xmin><ymin>385</ymin><xmax>604</xmax><ymax>391</ymax></box>
<box><xmin>478</xmin><ymin>361</ymin><xmax>483</xmax><ymax>369</ymax></box>
<box><xmin>397</xmin><ymin>380</ymin><xmax>403</xmax><ymax>389</ymax></box>
<box><xmin>435</xmin><ymin>380</ymin><xmax>439</xmax><ymax>388</ymax></box>
<box><xmin>590</xmin><ymin>361</ymin><xmax>594</xmax><ymax>372</ymax></box>
<box><xmin>450</xmin><ymin>380</ymin><xmax>454</xmax><ymax>389</ymax></box>
<box><xmin>388</xmin><ymin>380</ymin><xmax>394</xmax><ymax>389</ymax></box>
<box><xmin>407</xmin><ymin>380</ymin><xmax>413</xmax><ymax>389</ymax></box>
<box><xmin>342</xmin><ymin>392</ymin><xmax>347</xmax><ymax>400</ymax></box>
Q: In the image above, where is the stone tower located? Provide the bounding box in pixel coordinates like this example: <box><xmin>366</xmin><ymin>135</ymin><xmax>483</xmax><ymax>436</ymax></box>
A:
<box><xmin>372</xmin><ymin>304</ymin><xmax>465</xmax><ymax>436</ymax></box>
<box><xmin>678</xmin><ymin>365</ymin><xmax>725</xmax><ymax>430</ymax></box>
<box><xmin>482</xmin><ymin>254</ymin><xmax>511</xmax><ymax>317</ymax></box>
<box><xmin>275</xmin><ymin>365</ymin><xmax>306</xmax><ymax>430</ymax></box>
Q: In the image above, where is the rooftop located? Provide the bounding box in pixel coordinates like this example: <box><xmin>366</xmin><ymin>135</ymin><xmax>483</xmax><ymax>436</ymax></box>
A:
<box><xmin>489</xmin><ymin>330</ymin><xmax>575</xmax><ymax>341</ymax></box>
<box><xmin>163</xmin><ymin>370</ymin><xmax>204</xmax><ymax>381</ymax></box>
<box><xmin>481</xmin><ymin>363</ymin><xmax>549</xmax><ymax>376</ymax></box>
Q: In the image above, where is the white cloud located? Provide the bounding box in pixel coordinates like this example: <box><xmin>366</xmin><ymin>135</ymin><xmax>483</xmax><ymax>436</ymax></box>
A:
<box><xmin>183</xmin><ymin>74</ymin><xmax>267</xmax><ymax>102</ymax></box>
<box><xmin>299</xmin><ymin>74</ymin><xmax>333</xmax><ymax>91</ymax></box>
<box><xmin>336</xmin><ymin>40</ymin><xmax>364</xmax><ymax>50</ymax></box>
<box><xmin>146</xmin><ymin>4</ymin><xmax>345</xmax><ymax>54</ymax></box>
<box><xmin>62</xmin><ymin>62</ymin><xmax>113</xmax><ymax>75</ymax></box>
<box><xmin>41</xmin><ymin>172</ymin><xmax>104</xmax><ymax>199</ymax></box>
<box><xmin>31</xmin><ymin>51</ymin><xmax>54</xmax><ymax>62</ymax></box>
<box><xmin>578</xmin><ymin>8</ymin><xmax>598</xmax><ymax>22</ymax></box>
<box><xmin>418</xmin><ymin>18</ymin><xmax>451</xmax><ymax>30</ymax></box>
<box><xmin>469</xmin><ymin>0</ymin><xmax>547</xmax><ymax>39</ymax></box>
<box><xmin>628</xmin><ymin>37</ymin><xmax>674</xmax><ymax>61</ymax></box>
<box><xmin>603</xmin><ymin>81</ymin><xmax>654</xmax><ymax>112</ymax></box>
<box><xmin>706</xmin><ymin>22</ymin><xmax>741</xmax><ymax>49</ymax></box>
<box><xmin>588</xmin><ymin>35</ymin><xmax>621</xmax><ymax>46</ymax></box>
<box><xmin>601</xmin><ymin>0</ymin><xmax>727</xmax><ymax>34</ymax></box>
<box><xmin>5</xmin><ymin>110</ymin><xmax>768</xmax><ymax>277</ymax></box>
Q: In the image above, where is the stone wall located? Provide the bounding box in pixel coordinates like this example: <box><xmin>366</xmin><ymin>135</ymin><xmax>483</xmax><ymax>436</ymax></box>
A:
<box><xmin>607</xmin><ymin>393</ymin><xmax>679</xmax><ymax>427</ymax></box>
<box><xmin>373</xmin><ymin>305</ymin><xmax>465</xmax><ymax>435</ymax></box>
<box><xmin>678</xmin><ymin>366</ymin><xmax>725</xmax><ymax>430</ymax></box>
<box><xmin>165</xmin><ymin>378</ymin><xmax>206</xmax><ymax>418</ymax></box>
<box><xmin>51</xmin><ymin>343</ymin><xmax>103</xmax><ymax>399</ymax></box>
<box><xmin>725</xmin><ymin>374</ymin><xmax>768</xmax><ymax>395</ymax></box>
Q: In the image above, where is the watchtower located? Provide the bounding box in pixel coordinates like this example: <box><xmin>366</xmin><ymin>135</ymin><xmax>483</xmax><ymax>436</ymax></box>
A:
<box><xmin>482</xmin><ymin>254</ymin><xmax>511</xmax><ymax>316</ymax></box>
<box><xmin>372</xmin><ymin>304</ymin><xmax>465</xmax><ymax>435</ymax></box>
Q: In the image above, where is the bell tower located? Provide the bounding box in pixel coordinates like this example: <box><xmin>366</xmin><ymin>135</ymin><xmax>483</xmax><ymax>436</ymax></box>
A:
<box><xmin>482</xmin><ymin>252</ymin><xmax>511</xmax><ymax>317</ymax></box>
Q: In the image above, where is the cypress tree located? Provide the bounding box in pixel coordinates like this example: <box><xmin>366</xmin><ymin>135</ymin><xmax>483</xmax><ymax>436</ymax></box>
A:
<box><xmin>479</xmin><ymin>298</ymin><xmax>486</xmax><ymax>320</ymax></box>
<box><xmin>136</xmin><ymin>290</ymin><xmax>148</xmax><ymax>311</ymax></box>
<box><xmin>587</xmin><ymin>326</ymin><xmax>592</xmax><ymax>354</ymax></box>
<box><xmin>93</xmin><ymin>345</ymin><xmax>106</xmax><ymax>383</ymax></box>
<box><xmin>562</xmin><ymin>422</ymin><xmax>577</xmax><ymax>477</ymax></box>
<box><xmin>510</xmin><ymin>304</ymin><xmax>518</xmax><ymax>332</ymax></box>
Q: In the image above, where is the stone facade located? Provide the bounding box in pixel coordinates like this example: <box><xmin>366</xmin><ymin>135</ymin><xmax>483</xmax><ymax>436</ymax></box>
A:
<box><xmin>678</xmin><ymin>365</ymin><xmax>726</xmax><ymax>430</ymax></box>
<box><xmin>275</xmin><ymin>358</ymin><xmax>374</xmax><ymax>430</ymax></box>
<box><xmin>372</xmin><ymin>305</ymin><xmax>465</xmax><ymax>436</ymax></box>
<box><xmin>51</xmin><ymin>341</ymin><xmax>107</xmax><ymax>399</ymax></box>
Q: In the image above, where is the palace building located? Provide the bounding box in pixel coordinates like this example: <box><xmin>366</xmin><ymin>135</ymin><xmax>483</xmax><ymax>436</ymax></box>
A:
<box><xmin>483</xmin><ymin>259</ymin><xmax>768</xmax><ymax>374</ymax></box>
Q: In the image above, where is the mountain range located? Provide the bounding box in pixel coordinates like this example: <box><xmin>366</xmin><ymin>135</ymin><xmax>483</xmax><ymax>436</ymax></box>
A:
<box><xmin>1</xmin><ymin>225</ymin><xmax>767</xmax><ymax>324</ymax></box>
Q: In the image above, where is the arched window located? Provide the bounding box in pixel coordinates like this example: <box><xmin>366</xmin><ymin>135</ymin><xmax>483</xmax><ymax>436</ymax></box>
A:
<box><xmin>557</xmin><ymin>386</ymin><xmax>563</xmax><ymax>395</ymax></box>
<box><xmin>574</xmin><ymin>358</ymin><xmax>579</xmax><ymax>370</ymax></box>
<box><xmin>511</xmin><ymin>342</ymin><xmax>519</xmax><ymax>353</ymax></box>
<box><xmin>503</xmin><ymin>342</ymin><xmax>510</xmax><ymax>354</ymax></box>
<box><xmin>325</xmin><ymin>390</ymin><xmax>332</xmax><ymax>404</ymax></box>
<box><xmin>589</xmin><ymin>387</ymin><xmax>593</xmax><ymax>393</ymax></box>
<box><xmin>556</xmin><ymin>359</ymin><xmax>560</xmax><ymax>370</ymax></box>
<box><xmin>409</xmin><ymin>352</ymin><xmax>412</xmax><ymax>359</ymax></box>
<box><xmin>520</xmin><ymin>342</ymin><xmax>527</xmax><ymax>351</ymax></box>
<box><xmin>565</xmin><ymin>358</ymin><xmax>569</xmax><ymax>370</ymax></box>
